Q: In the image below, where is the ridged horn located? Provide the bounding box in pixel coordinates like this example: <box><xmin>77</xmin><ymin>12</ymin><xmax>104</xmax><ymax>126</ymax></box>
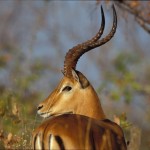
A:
<box><xmin>64</xmin><ymin>5</ymin><xmax>117</xmax><ymax>77</ymax></box>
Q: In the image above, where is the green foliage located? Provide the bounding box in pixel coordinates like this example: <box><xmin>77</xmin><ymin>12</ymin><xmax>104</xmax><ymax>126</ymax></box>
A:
<box><xmin>0</xmin><ymin>52</ymin><xmax>43</xmax><ymax>148</ymax></box>
<box><xmin>99</xmin><ymin>52</ymin><xmax>149</xmax><ymax>104</ymax></box>
<box><xmin>0</xmin><ymin>86</ymin><xmax>40</xmax><ymax>149</ymax></box>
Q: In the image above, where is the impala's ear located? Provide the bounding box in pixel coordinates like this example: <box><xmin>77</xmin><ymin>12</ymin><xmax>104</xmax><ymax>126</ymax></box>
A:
<box><xmin>72</xmin><ymin>69</ymin><xmax>80</xmax><ymax>82</ymax></box>
<box><xmin>72</xmin><ymin>69</ymin><xmax>89</xmax><ymax>89</ymax></box>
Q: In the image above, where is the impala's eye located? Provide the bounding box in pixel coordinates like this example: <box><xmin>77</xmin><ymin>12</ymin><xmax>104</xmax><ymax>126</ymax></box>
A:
<box><xmin>62</xmin><ymin>86</ymin><xmax>72</xmax><ymax>92</ymax></box>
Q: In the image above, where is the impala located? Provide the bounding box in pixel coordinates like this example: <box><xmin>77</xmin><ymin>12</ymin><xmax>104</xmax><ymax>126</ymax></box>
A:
<box><xmin>32</xmin><ymin>5</ymin><xmax>127</xmax><ymax>149</ymax></box>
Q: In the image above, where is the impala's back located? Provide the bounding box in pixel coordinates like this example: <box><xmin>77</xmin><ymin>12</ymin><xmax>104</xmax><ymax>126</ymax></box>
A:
<box><xmin>33</xmin><ymin>114</ymin><xmax>127</xmax><ymax>150</ymax></box>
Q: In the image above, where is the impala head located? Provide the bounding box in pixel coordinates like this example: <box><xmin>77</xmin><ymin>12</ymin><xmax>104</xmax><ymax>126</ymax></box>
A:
<box><xmin>37</xmin><ymin>5</ymin><xmax>117</xmax><ymax>120</ymax></box>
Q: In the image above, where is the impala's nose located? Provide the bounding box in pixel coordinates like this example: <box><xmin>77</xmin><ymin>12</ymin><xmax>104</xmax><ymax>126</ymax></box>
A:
<box><xmin>37</xmin><ymin>104</ymin><xmax>43</xmax><ymax>110</ymax></box>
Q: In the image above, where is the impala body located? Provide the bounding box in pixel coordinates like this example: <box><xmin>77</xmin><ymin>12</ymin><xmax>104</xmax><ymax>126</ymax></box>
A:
<box><xmin>33</xmin><ymin>114</ymin><xmax>126</xmax><ymax>150</ymax></box>
<box><xmin>32</xmin><ymin>5</ymin><xmax>127</xmax><ymax>150</ymax></box>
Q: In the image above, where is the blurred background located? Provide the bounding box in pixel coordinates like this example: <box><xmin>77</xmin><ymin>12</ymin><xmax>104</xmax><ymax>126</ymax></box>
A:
<box><xmin>0</xmin><ymin>0</ymin><xmax>150</xmax><ymax>149</ymax></box>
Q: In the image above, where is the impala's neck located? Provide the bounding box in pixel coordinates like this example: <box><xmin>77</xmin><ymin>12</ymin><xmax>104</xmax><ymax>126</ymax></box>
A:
<box><xmin>75</xmin><ymin>85</ymin><xmax>106</xmax><ymax>120</ymax></box>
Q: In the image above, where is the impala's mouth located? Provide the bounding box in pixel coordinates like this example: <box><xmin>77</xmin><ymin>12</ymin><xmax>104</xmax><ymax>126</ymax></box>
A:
<box><xmin>38</xmin><ymin>112</ymin><xmax>51</xmax><ymax>118</ymax></box>
<box><xmin>38</xmin><ymin>111</ymin><xmax>73</xmax><ymax>118</ymax></box>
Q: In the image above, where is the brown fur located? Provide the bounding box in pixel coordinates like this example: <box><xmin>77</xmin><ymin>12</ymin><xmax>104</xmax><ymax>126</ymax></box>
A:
<box><xmin>33</xmin><ymin>114</ymin><xmax>127</xmax><ymax>150</ymax></box>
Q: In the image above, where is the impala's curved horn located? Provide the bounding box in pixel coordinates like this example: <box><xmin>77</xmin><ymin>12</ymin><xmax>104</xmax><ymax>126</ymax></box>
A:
<box><xmin>64</xmin><ymin>5</ymin><xmax>117</xmax><ymax>77</ymax></box>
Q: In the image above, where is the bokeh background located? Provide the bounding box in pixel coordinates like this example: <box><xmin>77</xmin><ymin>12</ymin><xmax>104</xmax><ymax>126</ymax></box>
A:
<box><xmin>0</xmin><ymin>0</ymin><xmax>150</xmax><ymax>149</ymax></box>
